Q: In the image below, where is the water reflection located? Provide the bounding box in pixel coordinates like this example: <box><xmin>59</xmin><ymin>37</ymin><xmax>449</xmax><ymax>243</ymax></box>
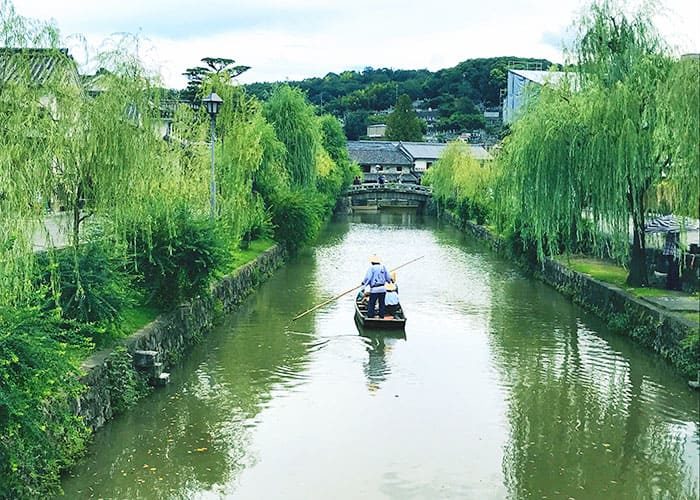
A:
<box><xmin>356</xmin><ymin>327</ymin><xmax>406</xmax><ymax>393</ymax></box>
<box><xmin>62</xmin><ymin>265</ymin><xmax>317</xmax><ymax>499</ymax></box>
<box><xmin>62</xmin><ymin>212</ymin><xmax>699</xmax><ymax>499</ymax></box>
<box><xmin>488</xmin><ymin>273</ymin><xmax>699</xmax><ymax>499</ymax></box>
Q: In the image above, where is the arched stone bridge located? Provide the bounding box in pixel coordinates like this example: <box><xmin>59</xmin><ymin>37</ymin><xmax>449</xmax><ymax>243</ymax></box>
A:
<box><xmin>343</xmin><ymin>183</ymin><xmax>433</xmax><ymax>211</ymax></box>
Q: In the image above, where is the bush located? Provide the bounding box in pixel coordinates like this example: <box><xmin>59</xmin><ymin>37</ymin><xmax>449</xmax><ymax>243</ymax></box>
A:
<box><xmin>0</xmin><ymin>307</ymin><xmax>90</xmax><ymax>498</ymax></box>
<box><xmin>105</xmin><ymin>346</ymin><xmax>144</xmax><ymax>414</ymax></box>
<box><xmin>35</xmin><ymin>243</ymin><xmax>136</xmax><ymax>326</ymax></box>
<box><xmin>271</xmin><ymin>189</ymin><xmax>323</xmax><ymax>253</ymax></box>
<box><xmin>130</xmin><ymin>205</ymin><xmax>226</xmax><ymax>308</ymax></box>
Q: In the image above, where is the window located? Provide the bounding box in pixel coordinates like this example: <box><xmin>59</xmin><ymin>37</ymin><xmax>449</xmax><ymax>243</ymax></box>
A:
<box><xmin>397</xmin><ymin>166</ymin><xmax>402</xmax><ymax>172</ymax></box>
<box><xmin>426</xmin><ymin>162</ymin><xmax>433</xmax><ymax>169</ymax></box>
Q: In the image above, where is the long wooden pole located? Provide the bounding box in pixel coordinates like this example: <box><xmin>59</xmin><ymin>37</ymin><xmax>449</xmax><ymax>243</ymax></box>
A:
<box><xmin>292</xmin><ymin>255</ymin><xmax>424</xmax><ymax>321</ymax></box>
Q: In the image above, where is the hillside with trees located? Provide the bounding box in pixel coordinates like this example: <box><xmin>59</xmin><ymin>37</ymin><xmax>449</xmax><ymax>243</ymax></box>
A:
<box><xmin>245</xmin><ymin>57</ymin><xmax>553</xmax><ymax>140</ymax></box>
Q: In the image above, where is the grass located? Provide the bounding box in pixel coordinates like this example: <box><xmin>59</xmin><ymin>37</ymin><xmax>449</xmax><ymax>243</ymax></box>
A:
<box><xmin>556</xmin><ymin>255</ymin><xmax>699</xmax><ymax>302</ymax></box>
<box><xmin>221</xmin><ymin>237</ymin><xmax>276</xmax><ymax>275</ymax></box>
<box><xmin>558</xmin><ymin>256</ymin><xmax>628</xmax><ymax>288</ymax></box>
<box><xmin>84</xmin><ymin>304</ymin><xmax>162</xmax><ymax>355</ymax></box>
<box><xmin>119</xmin><ymin>304</ymin><xmax>161</xmax><ymax>334</ymax></box>
<box><xmin>682</xmin><ymin>312</ymin><xmax>699</xmax><ymax>324</ymax></box>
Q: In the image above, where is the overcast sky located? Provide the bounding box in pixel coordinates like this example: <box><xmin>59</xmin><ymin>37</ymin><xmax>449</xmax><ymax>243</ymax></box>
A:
<box><xmin>12</xmin><ymin>0</ymin><xmax>700</xmax><ymax>88</ymax></box>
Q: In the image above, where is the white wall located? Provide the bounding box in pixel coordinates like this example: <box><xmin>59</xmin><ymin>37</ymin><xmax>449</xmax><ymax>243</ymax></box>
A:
<box><xmin>413</xmin><ymin>159</ymin><xmax>429</xmax><ymax>172</ymax></box>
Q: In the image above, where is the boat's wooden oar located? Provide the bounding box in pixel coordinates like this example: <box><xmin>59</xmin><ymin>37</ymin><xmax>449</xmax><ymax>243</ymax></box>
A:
<box><xmin>292</xmin><ymin>255</ymin><xmax>424</xmax><ymax>321</ymax></box>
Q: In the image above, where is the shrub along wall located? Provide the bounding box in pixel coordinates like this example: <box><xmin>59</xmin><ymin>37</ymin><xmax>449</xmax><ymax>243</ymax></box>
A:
<box><xmin>77</xmin><ymin>245</ymin><xmax>285</xmax><ymax>432</ymax></box>
<box><xmin>442</xmin><ymin>210</ymin><xmax>699</xmax><ymax>380</ymax></box>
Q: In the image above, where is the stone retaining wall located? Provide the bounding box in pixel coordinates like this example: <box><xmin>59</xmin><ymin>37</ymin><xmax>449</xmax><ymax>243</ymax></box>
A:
<box><xmin>442</xmin><ymin>212</ymin><xmax>698</xmax><ymax>379</ymax></box>
<box><xmin>77</xmin><ymin>245</ymin><xmax>286</xmax><ymax>431</ymax></box>
<box><xmin>541</xmin><ymin>259</ymin><xmax>698</xmax><ymax>375</ymax></box>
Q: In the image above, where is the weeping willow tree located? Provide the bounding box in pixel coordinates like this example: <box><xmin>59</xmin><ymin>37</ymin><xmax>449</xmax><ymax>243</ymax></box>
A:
<box><xmin>0</xmin><ymin>4</ymin><xmax>188</xmax><ymax>306</ymax></box>
<box><xmin>653</xmin><ymin>56</ymin><xmax>700</xmax><ymax>218</ymax></box>
<box><xmin>263</xmin><ymin>85</ymin><xmax>320</xmax><ymax>188</ymax></box>
<box><xmin>496</xmin><ymin>0</ymin><xmax>696</xmax><ymax>286</ymax></box>
<box><xmin>424</xmin><ymin>141</ymin><xmax>498</xmax><ymax>225</ymax></box>
<box><xmin>187</xmin><ymin>73</ymin><xmax>290</xmax><ymax>248</ymax></box>
<box><xmin>496</xmin><ymin>78</ymin><xmax>593</xmax><ymax>258</ymax></box>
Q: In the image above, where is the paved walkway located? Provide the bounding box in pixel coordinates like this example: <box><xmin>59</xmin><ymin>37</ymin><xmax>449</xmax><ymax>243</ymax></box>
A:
<box><xmin>31</xmin><ymin>212</ymin><xmax>71</xmax><ymax>251</ymax></box>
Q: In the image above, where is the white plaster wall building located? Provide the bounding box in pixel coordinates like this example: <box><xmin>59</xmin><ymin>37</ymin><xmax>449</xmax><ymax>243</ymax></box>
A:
<box><xmin>502</xmin><ymin>69</ymin><xmax>572</xmax><ymax>124</ymax></box>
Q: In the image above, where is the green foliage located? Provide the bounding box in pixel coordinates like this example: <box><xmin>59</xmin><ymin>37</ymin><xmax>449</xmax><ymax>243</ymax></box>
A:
<box><xmin>246</xmin><ymin>57</ymin><xmax>552</xmax><ymax>136</ymax></box>
<box><xmin>654</xmin><ymin>56</ymin><xmax>700</xmax><ymax>218</ymax></box>
<box><xmin>494</xmin><ymin>1</ymin><xmax>697</xmax><ymax>287</ymax></box>
<box><xmin>203</xmin><ymin>80</ymin><xmax>278</xmax><ymax>247</ymax></box>
<box><xmin>35</xmin><ymin>243</ymin><xmax>137</xmax><ymax>325</ymax></box>
<box><xmin>0</xmin><ymin>21</ymin><xmax>179</xmax><ymax>306</ymax></box>
<box><xmin>318</xmin><ymin>114</ymin><xmax>359</xmax><ymax>195</ymax></box>
<box><xmin>263</xmin><ymin>85</ymin><xmax>320</xmax><ymax>188</ymax></box>
<box><xmin>343</xmin><ymin>110</ymin><xmax>369</xmax><ymax>140</ymax></box>
<box><xmin>271</xmin><ymin>190</ymin><xmax>323</xmax><ymax>253</ymax></box>
<box><xmin>0</xmin><ymin>306</ymin><xmax>90</xmax><ymax>498</ymax></box>
<box><xmin>130</xmin><ymin>204</ymin><xmax>226</xmax><ymax>308</ymax></box>
<box><xmin>253</xmin><ymin>114</ymin><xmax>290</xmax><ymax>206</ymax></box>
<box><xmin>424</xmin><ymin>141</ymin><xmax>497</xmax><ymax>225</ymax></box>
<box><xmin>181</xmin><ymin>56</ymin><xmax>250</xmax><ymax>105</ymax></box>
<box><xmin>105</xmin><ymin>346</ymin><xmax>144</xmax><ymax>414</ymax></box>
<box><xmin>385</xmin><ymin>94</ymin><xmax>423</xmax><ymax>141</ymax></box>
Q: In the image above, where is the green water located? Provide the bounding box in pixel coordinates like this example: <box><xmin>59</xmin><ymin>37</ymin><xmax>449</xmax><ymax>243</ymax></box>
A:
<box><xmin>61</xmin><ymin>213</ymin><xmax>699</xmax><ymax>499</ymax></box>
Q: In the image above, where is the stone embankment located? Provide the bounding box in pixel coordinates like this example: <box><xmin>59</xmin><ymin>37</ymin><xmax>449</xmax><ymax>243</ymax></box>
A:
<box><xmin>77</xmin><ymin>245</ymin><xmax>285</xmax><ymax>431</ymax></box>
<box><xmin>441</xmin><ymin>211</ymin><xmax>699</xmax><ymax>384</ymax></box>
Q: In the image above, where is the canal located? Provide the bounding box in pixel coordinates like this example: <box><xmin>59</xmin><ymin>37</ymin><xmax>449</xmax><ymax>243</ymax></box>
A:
<box><xmin>62</xmin><ymin>212</ymin><xmax>699</xmax><ymax>499</ymax></box>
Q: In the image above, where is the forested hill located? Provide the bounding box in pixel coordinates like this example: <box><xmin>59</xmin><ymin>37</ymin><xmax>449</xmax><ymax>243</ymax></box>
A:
<box><xmin>245</xmin><ymin>56</ymin><xmax>553</xmax><ymax>139</ymax></box>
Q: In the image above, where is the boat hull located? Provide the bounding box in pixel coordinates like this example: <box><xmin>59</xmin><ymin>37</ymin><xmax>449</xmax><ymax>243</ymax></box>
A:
<box><xmin>354</xmin><ymin>300</ymin><xmax>406</xmax><ymax>329</ymax></box>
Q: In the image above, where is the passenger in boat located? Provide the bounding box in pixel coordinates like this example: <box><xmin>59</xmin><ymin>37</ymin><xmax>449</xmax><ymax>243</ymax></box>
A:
<box><xmin>385</xmin><ymin>273</ymin><xmax>399</xmax><ymax>318</ymax></box>
<box><xmin>356</xmin><ymin>285</ymin><xmax>370</xmax><ymax>304</ymax></box>
<box><xmin>361</xmin><ymin>255</ymin><xmax>391</xmax><ymax>318</ymax></box>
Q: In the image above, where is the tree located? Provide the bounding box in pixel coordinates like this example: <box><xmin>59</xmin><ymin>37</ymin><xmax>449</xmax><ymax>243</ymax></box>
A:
<box><xmin>385</xmin><ymin>94</ymin><xmax>423</xmax><ymax>141</ymax></box>
<box><xmin>181</xmin><ymin>56</ymin><xmax>250</xmax><ymax>104</ymax></box>
<box><xmin>496</xmin><ymin>1</ymin><xmax>698</xmax><ymax>286</ymax></box>
<box><xmin>343</xmin><ymin>110</ymin><xmax>369</xmax><ymax>140</ymax></box>
<box><xmin>263</xmin><ymin>85</ymin><xmax>320</xmax><ymax>188</ymax></box>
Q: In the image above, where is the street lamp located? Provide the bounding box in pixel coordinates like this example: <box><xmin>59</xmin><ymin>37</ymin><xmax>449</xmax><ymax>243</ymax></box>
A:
<box><xmin>202</xmin><ymin>92</ymin><xmax>223</xmax><ymax>219</ymax></box>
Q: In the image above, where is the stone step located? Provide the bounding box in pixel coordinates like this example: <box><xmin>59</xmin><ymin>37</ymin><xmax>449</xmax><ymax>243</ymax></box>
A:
<box><xmin>133</xmin><ymin>350</ymin><xmax>159</xmax><ymax>369</ymax></box>
<box><xmin>153</xmin><ymin>372</ymin><xmax>170</xmax><ymax>387</ymax></box>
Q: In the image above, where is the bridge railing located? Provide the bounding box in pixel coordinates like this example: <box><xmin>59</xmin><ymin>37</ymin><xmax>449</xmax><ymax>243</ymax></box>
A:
<box><xmin>345</xmin><ymin>183</ymin><xmax>432</xmax><ymax>196</ymax></box>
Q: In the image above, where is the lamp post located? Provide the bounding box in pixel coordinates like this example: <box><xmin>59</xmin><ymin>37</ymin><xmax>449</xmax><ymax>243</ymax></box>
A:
<box><xmin>202</xmin><ymin>92</ymin><xmax>223</xmax><ymax>219</ymax></box>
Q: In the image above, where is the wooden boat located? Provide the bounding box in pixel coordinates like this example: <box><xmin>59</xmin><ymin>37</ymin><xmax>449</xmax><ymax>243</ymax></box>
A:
<box><xmin>354</xmin><ymin>299</ymin><xmax>406</xmax><ymax>329</ymax></box>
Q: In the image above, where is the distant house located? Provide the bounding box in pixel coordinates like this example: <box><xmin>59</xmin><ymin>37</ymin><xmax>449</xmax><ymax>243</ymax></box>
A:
<box><xmin>82</xmin><ymin>68</ymin><xmax>176</xmax><ymax>140</ymax></box>
<box><xmin>367</xmin><ymin>123</ymin><xmax>387</xmax><ymax>139</ymax></box>
<box><xmin>483</xmin><ymin>109</ymin><xmax>500</xmax><ymax>122</ymax></box>
<box><xmin>397</xmin><ymin>142</ymin><xmax>446</xmax><ymax>174</ymax></box>
<box><xmin>347</xmin><ymin>140</ymin><xmax>416</xmax><ymax>183</ymax></box>
<box><xmin>347</xmin><ymin>140</ymin><xmax>493</xmax><ymax>183</ymax></box>
<box><xmin>416</xmin><ymin>108</ymin><xmax>439</xmax><ymax>124</ymax></box>
<box><xmin>0</xmin><ymin>47</ymin><xmax>81</xmax><ymax>118</ymax></box>
<box><xmin>501</xmin><ymin>69</ymin><xmax>571</xmax><ymax>124</ymax></box>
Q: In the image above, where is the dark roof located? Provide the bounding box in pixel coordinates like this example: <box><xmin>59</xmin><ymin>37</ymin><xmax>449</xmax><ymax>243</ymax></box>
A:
<box><xmin>0</xmin><ymin>47</ymin><xmax>79</xmax><ymax>87</ymax></box>
<box><xmin>347</xmin><ymin>140</ymin><xmax>412</xmax><ymax>166</ymax></box>
<box><xmin>398</xmin><ymin>142</ymin><xmax>447</xmax><ymax>160</ymax></box>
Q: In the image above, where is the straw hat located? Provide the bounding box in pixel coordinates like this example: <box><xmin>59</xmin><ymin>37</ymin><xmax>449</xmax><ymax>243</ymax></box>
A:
<box><xmin>369</xmin><ymin>254</ymin><xmax>381</xmax><ymax>264</ymax></box>
<box><xmin>390</xmin><ymin>271</ymin><xmax>397</xmax><ymax>282</ymax></box>
<box><xmin>385</xmin><ymin>282</ymin><xmax>396</xmax><ymax>291</ymax></box>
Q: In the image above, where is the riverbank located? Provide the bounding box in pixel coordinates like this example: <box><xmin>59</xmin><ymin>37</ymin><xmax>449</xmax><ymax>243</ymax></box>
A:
<box><xmin>439</xmin><ymin>210</ymin><xmax>699</xmax><ymax>383</ymax></box>
<box><xmin>76</xmin><ymin>243</ymin><xmax>286</xmax><ymax>432</ymax></box>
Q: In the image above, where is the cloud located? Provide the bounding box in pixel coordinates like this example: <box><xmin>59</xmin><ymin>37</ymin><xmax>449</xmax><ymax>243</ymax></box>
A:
<box><xmin>11</xmin><ymin>0</ymin><xmax>700</xmax><ymax>89</ymax></box>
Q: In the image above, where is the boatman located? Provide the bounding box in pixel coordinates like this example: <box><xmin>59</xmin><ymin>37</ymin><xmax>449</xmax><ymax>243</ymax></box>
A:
<box><xmin>361</xmin><ymin>255</ymin><xmax>392</xmax><ymax>318</ymax></box>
